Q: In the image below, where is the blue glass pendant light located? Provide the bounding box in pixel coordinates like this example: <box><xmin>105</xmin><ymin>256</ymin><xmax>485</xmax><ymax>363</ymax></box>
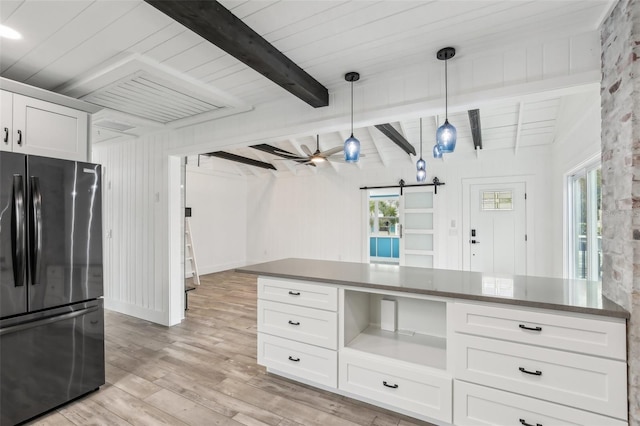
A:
<box><xmin>416</xmin><ymin>117</ymin><xmax>427</xmax><ymax>182</ymax></box>
<box><xmin>433</xmin><ymin>143</ymin><xmax>443</xmax><ymax>159</ymax></box>
<box><xmin>436</xmin><ymin>47</ymin><xmax>457</xmax><ymax>153</ymax></box>
<box><xmin>344</xmin><ymin>72</ymin><xmax>361</xmax><ymax>163</ymax></box>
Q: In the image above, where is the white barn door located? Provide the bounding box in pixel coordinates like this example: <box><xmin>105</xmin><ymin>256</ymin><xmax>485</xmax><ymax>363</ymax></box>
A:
<box><xmin>399</xmin><ymin>187</ymin><xmax>436</xmax><ymax>268</ymax></box>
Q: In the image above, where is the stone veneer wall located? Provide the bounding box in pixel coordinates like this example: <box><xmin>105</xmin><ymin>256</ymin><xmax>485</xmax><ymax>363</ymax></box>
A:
<box><xmin>601</xmin><ymin>0</ymin><xmax>640</xmax><ymax>421</ymax></box>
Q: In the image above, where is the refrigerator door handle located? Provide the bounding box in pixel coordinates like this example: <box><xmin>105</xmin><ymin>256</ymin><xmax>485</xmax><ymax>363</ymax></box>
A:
<box><xmin>30</xmin><ymin>176</ymin><xmax>43</xmax><ymax>286</ymax></box>
<box><xmin>11</xmin><ymin>175</ymin><xmax>26</xmax><ymax>287</ymax></box>
<box><xmin>0</xmin><ymin>305</ymin><xmax>99</xmax><ymax>336</ymax></box>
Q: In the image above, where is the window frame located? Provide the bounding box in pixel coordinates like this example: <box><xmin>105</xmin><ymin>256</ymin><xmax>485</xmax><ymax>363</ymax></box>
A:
<box><xmin>566</xmin><ymin>159</ymin><xmax>601</xmax><ymax>281</ymax></box>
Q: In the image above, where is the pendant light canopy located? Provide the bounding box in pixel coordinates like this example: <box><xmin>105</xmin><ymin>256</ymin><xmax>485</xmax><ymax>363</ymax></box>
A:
<box><xmin>344</xmin><ymin>72</ymin><xmax>361</xmax><ymax>163</ymax></box>
<box><xmin>416</xmin><ymin>117</ymin><xmax>427</xmax><ymax>182</ymax></box>
<box><xmin>436</xmin><ymin>47</ymin><xmax>457</xmax><ymax>154</ymax></box>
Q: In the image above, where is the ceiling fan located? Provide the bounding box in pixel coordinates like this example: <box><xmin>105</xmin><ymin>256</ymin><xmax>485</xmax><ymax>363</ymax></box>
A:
<box><xmin>276</xmin><ymin>135</ymin><xmax>365</xmax><ymax>166</ymax></box>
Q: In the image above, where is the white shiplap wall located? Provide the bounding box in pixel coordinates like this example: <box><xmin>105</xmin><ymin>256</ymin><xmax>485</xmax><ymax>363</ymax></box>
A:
<box><xmin>92</xmin><ymin>134</ymin><xmax>173</xmax><ymax>325</ymax></box>
<box><xmin>94</xmin><ymin>30</ymin><xmax>601</xmax><ymax>325</ymax></box>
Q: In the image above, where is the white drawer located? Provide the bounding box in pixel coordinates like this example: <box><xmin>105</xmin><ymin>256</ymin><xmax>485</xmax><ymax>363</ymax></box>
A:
<box><xmin>452</xmin><ymin>301</ymin><xmax>626</xmax><ymax>360</ymax></box>
<box><xmin>339</xmin><ymin>349</ymin><xmax>452</xmax><ymax>423</ymax></box>
<box><xmin>258</xmin><ymin>300</ymin><xmax>338</xmax><ymax>349</ymax></box>
<box><xmin>258</xmin><ymin>333</ymin><xmax>337</xmax><ymax>388</ymax></box>
<box><xmin>454</xmin><ymin>334</ymin><xmax>627</xmax><ymax>420</ymax></box>
<box><xmin>454</xmin><ymin>380</ymin><xmax>627</xmax><ymax>426</ymax></box>
<box><xmin>258</xmin><ymin>277</ymin><xmax>338</xmax><ymax>311</ymax></box>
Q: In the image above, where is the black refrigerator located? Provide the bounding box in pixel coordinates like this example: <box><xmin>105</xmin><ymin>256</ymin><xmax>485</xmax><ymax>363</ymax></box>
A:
<box><xmin>0</xmin><ymin>152</ymin><xmax>105</xmax><ymax>425</ymax></box>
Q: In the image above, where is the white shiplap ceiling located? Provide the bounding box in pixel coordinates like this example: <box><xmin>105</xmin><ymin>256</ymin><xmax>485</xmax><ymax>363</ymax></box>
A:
<box><xmin>0</xmin><ymin>0</ymin><xmax>613</xmax><ymax>175</ymax></box>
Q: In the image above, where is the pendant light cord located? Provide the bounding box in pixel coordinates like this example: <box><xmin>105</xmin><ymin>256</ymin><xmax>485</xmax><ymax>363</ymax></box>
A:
<box><xmin>350</xmin><ymin>81</ymin><xmax>354</xmax><ymax>137</ymax></box>
<box><xmin>419</xmin><ymin>117</ymin><xmax>423</xmax><ymax>157</ymax></box>
<box><xmin>445</xmin><ymin>59</ymin><xmax>448</xmax><ymax>120</ymax></box>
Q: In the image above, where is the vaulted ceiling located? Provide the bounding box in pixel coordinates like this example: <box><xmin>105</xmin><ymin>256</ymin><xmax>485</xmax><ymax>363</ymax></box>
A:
<box><xmin>0</xmin><ymin>0</ymin><xmax>613</xmax><ymax>176</ymax></box>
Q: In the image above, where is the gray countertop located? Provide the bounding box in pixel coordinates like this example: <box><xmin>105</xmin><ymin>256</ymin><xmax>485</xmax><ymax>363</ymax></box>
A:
<box><xmin>236</xmin><ymin>258</ymin><xmax>629</xmax><ymax>319</ymax></box>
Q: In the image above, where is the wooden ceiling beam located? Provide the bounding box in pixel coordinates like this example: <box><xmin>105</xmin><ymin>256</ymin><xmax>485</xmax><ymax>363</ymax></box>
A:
<box><xmin>374</xmin><ymin>123</ymin><xmax>416</xmax><ymax>156</ymax></box>
<box><xmin>144</xmin><ymin>0</ymin><xmax>329</xmax><ymax>108</ymax></box>
<box><xmin>205</xmin><ymin>151</ymin><xmax>276</xmax><ymax>170</ymax></box>
<box><xmin>468</xmin><ymin>109</ymin><xmax>483</xmax><ymax>151</ymax></box>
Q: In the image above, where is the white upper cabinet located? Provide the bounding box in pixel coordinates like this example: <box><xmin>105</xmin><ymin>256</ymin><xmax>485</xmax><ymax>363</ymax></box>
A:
<box><xmin>1</xmin><ymin>90</ymin><xmax>88</xmax><ymax>161</ymax></box>
<box><xmin>0</xmin><ymin>91</ymin><xmax>13</xmax><ymax>152</ymax></box>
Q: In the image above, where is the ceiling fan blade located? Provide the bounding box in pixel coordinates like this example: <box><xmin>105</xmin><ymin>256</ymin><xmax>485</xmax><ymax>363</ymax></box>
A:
<box><xmin>273</xmin><ymin>156</ymin><xmax>307</xmax><ymax>161</ymax></box>
<box><xmin>319</xmin><ymin>146</ymin><xmax>343</xmax><ymax>157</ymax></box>
<box><xmin>301</xmin><ymin>145</ymin><xmax>312</xmax><ymax>156</ymax></box>
<box><xmin>329</xmin><ymin>153</ymin><xmax>366</xmax><ymax>162</ymax></box>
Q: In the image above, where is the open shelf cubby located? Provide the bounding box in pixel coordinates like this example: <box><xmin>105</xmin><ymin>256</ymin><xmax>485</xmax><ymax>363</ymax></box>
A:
<box><xmin>343</xmin><ymin>290</ymin><xmax>447</xmax><ymax>370</ymax></box>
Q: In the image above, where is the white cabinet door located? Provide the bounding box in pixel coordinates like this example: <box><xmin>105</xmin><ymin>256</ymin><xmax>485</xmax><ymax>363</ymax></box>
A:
<box><xmin>0</xmin><ymin>91</ymin><xmax>12</xmax><ymax>152</ymax></box>
<box><xmin>12</xmin><ymin>94</ymin><xmax>88</xmax><ymax>161</ymax></box>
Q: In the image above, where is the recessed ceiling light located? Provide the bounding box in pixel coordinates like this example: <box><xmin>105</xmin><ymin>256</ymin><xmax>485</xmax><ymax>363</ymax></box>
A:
<box><xmin>0</xmin><ymin>24</ymin><xmax>22</xmax><ymax>40</ymax></box>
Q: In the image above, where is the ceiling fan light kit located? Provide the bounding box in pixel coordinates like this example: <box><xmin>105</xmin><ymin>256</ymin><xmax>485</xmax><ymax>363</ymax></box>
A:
<box><xmin>436</xmin><ymin>47</ymin><xmax>457</xmax><ymax>154</ymax></box>
<box><xmin>344</xmin><ymin>71</ymin><xmax>361</xmax><ymax>163</ymax></box>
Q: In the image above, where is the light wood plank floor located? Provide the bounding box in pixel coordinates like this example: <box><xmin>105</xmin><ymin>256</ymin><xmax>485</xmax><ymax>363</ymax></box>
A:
<box><xmin>28</xmin><ymin>270</ymin><xmax>433</xmax><ymax>426</ymax></box>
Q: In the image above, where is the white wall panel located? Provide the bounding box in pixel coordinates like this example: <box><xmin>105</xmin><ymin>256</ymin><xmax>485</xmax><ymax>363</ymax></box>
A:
<box><xmin>245</xmin><ymin>145</ymin><xmax>553</xmax><ymax>277</ymax></box>
<box><xmin>92</xmin><ymin>134</ymin><xmax>172</xmax><ymax>325</ymax></box>
<box><xmin>185</xmin><ymin>166</ymin><xmax>248</xmax><ymax>274</ymax></box>
<box><xmin>549</xmin><ymin>89</ymin><xmax>601</xmax><ymax>278</ymax></box>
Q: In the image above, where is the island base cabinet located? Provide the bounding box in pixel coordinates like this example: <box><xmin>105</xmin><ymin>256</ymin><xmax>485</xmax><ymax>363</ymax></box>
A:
<box><xmin>257</xmin><ymin>333</ymin><xmax>337</xmax><ymax>388</ymax></box>
<box><xmin>339</xmin><ymin>349</ymin><xmax>452</xmax><ymax>423</ymax></box>
<box><xmin>454</xmin><ymin>381</ymin><xmax>627</xmax><ymax>426</ymax></box>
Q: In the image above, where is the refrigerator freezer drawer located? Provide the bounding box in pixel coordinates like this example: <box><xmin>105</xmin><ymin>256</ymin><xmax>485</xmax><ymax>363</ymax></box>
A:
<box><xmin>0</xmin><ymin>299</ymin><xmax>105</xmax><ymax>426</ymax></box>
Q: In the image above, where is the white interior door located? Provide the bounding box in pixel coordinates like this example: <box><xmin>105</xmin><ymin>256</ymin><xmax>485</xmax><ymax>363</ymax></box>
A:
<box><xmin>465</xmin><ymin>182</ymin><xmax>526</xmax><ymax>275</ymax></box>
<box><xmin>399</xmin><ymin>187</ymin><xmax>435</xmax><ymax>268</ymax></box>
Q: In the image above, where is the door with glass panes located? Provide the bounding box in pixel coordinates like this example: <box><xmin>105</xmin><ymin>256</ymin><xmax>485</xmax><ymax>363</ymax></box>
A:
<box><xmin>399</xmin><ymin>187</ymin><xmax>435</xmax><ymax>268</ymax></box>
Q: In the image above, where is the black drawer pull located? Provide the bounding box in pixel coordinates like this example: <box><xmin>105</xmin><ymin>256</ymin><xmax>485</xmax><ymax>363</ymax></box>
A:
<box><xmin>288</xmin><ymin>291</ymin><xmax>300</xmax><ymax>296</ymax></box>
<box><xmin>382</xmin><ymin>381</ymin><xmax>398</xmax><ymax>389</ymax></box>
<box><xmin>288</xmin><ymin>356</ymin><xmax>300</xmax><ymax>362</ymax></box>
<box><xmin>520</xmin><ymin>419</ymin><xmax>542</xmax><ymax>426</ymax></box>
<box><xmin>288</xmin><ymin>320</ymin><xmax>300</xmax><ymax>326</ymax></box>
<box><xmin>519</xmin><ymin>367</ymin><xmax>542</xmax><ymax>376</ymax></box>
<box><xmin>519</xmin><ymin>324</ymin><xmax>542</xmax><ymax>332</ymax></box>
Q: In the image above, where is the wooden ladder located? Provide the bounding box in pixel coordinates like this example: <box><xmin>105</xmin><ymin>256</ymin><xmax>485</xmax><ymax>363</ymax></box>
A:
<box><xmin>185</xmin><ymin>218</ymin><xmax>200</xmax><ymax>286</ymax></box>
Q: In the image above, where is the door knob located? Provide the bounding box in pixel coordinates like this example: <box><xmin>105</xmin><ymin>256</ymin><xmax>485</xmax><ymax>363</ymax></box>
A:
<box><xmin>469</xmin><ymin>239</ymin><xmax>480</xmax><ymax>244</ymax></box>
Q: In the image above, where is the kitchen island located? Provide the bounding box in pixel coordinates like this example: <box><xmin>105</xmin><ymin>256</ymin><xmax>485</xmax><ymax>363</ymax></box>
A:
<box><xmin>237</xmin><ymin>258</ymin><xmax>629</xmax><ymax>426</ymax></box>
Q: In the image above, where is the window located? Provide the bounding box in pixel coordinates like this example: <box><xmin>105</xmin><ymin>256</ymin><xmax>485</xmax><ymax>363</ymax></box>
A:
<box><xmin>568</xmin><ymin>162</ymin><xmax>602</xmax><ymax>280</ymax></box>
<box><xmin>369</xmin><ymin>195</ymin><xmax>400</xmax><ymax>263</ymax></box>
<box><xmin>369</xmin><ymin>196</ymin><xmax>399</xmax><ymax>236</ymax></box>
<box><xmin>481</xmin><ymin>190</ymin><xmax>513</xmax><ymax>210</ymax></box>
